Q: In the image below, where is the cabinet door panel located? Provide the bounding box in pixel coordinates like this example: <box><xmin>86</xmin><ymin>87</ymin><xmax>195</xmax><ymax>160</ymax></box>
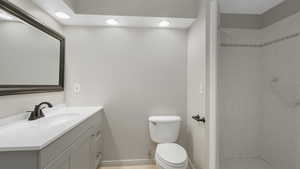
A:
<box><xmin>71</xmin><ymin>140</ymin><xmax>90</xmax><ymax>169</ymax></box>
<box><xmin>59</xmin><ymin>161</ymin><xmax>70</xmax><ymax>169</ymax></box>
<box><xmin>40</xmin><ymin>114</ymin><xmax>97</xmax><ymax>169</ymax></box>
<box><xmin>70</xmin><ymin>128</ymin><xmax>95</xmax><ymax>169</ymax></box>
<box><xmin>46</xmin><ymin>152</ymin><xmax>71</xmax><ymax>169</ymax></box>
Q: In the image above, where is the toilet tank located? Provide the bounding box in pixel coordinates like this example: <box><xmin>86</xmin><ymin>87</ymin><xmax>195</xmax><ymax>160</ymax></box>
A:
<box><xmin>148</xmin><ymin>116</ymin><xmax>181</xmax><ymax>143</ymax></box>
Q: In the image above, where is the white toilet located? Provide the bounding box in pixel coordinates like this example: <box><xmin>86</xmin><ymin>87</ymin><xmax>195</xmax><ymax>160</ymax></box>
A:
<box><xmin>148</xmin><ymin>116</ymin><xmax>188</xmax><ymax>169</ymax></box>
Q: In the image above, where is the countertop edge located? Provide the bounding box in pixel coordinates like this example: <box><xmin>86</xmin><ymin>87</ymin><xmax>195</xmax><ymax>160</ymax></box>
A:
<box><xmin>0</xmin><ymin>106</ymin><xmax>104</xmax><ymax>152</ymax></box>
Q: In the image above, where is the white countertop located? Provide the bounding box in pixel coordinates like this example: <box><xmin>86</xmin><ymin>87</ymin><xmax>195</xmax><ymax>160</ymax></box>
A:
<box><xmin>0</xmin><ymin>106</ymin><xmax>103</xmax><ymax>152</ymax></box>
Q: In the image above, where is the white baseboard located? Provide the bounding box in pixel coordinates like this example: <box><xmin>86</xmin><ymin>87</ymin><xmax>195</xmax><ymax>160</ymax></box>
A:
<box><xmin>102</xmin><ymin>158</ymin><xmax>194</xmax><ymax>169</ymax></box>
<box><xmin>101</xmin><ymin>159</ymin><xmax>155</xmax><ymax>167</ymax></box>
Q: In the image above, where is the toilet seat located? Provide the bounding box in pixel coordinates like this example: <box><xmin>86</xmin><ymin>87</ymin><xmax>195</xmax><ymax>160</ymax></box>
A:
<box><xmin>155</xmin><ymin>143</ymin><xmax>188</xmax><ymax>168</ymax></box>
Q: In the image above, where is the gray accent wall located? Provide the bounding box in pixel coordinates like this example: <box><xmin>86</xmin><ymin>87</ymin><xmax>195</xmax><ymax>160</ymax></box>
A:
<box><xmin>72</xmin><ymin>0</ymin><xmax>197</xmax><ymax>18</ymax></box>
<box><xmin>221</xmin><ymin>0</ymin><xmax>300</xmax><ymax>29</ymax></box>
<box><xmin>221</xmin><ymin>14</ymin><xmax>262</xmax><ymax>29</ymax></box>
<box><xmin>262</xmin><ymin>0</ymin><xmax>300</xmax><ymax>28</ymax></box>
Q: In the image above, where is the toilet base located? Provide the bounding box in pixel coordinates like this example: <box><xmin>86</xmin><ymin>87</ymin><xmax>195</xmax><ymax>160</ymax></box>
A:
<box><xmin>155</xmin><ymin>154</ymin><xmax>188</xmax><ymax>169</ymax></box>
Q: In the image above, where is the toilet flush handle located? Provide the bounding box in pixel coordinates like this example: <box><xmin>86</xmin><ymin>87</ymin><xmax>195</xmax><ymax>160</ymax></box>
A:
<box><xmin>151</xmin><ymin>121</ymin><xmax>157</xmax><ymax>125</ymax></box>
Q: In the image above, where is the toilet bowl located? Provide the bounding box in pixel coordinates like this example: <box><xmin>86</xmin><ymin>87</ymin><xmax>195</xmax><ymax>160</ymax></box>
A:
<box><xmin>155</xmin><ymin>143</ymin><xmax>188</xmax><ymax>169</ymax></box>
<box><xmin>148</xmin><ymin>116</ymin><xmax>188</xmax><ymax>169</ymax></box>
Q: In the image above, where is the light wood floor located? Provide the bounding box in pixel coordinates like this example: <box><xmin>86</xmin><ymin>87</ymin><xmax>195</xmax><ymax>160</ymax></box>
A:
<box><xmin>100</xmin><ymin>165</ymin><xmax>156</xmax><ymax>169</ymax></box>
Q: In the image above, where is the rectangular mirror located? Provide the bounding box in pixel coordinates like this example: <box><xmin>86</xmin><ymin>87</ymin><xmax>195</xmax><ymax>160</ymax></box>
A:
<box><xmin>0</xmin><ymin>1</ymin><xmax>65</xmax><ymax>96</ymax></box>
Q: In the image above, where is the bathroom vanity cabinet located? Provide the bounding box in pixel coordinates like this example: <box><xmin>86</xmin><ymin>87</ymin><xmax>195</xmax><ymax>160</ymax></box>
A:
<box><xmin>0</xmin><ymin>108</ymin><xmax>104</xmax><ymax>169</ymax></box>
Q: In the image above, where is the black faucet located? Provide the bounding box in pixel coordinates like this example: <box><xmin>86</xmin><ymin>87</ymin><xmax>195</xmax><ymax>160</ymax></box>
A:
<box><xmin>28</xmin><ymin>102</ymin><xmax>53</xmax><ymax>121</ymax></box>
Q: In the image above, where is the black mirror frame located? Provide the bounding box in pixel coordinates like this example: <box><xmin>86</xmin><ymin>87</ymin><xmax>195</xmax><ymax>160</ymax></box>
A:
<box><xmin>0</xmin><ymin>0</ymin><xmax>65</xmax><ymax>96</ymax></box>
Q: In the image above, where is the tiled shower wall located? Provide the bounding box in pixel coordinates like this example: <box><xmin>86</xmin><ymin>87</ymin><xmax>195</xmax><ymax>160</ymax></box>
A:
<box><xmin>219</xmin><ymin>28</ymin><xmax>263</xmax><ymax>160</ymax></box>
<box><xmin>260</xmin><ymin>11</ymin><xmax>300</xmax><ymax>169</ymax></box>
<box><xmin>219</xmin><ymin>10</ymin><xmax>300</xmax><ymax>169</ymax></box>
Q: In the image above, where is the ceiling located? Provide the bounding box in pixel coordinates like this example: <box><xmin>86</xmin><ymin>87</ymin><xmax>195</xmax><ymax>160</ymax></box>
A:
<box><xmin>70</xmin><ymin>0</ymin><xmax>197</xmax><ymax>18</ymax></box>
<box><xmin>33</xmin><ymin>0</ymin><xmax>287</xmax><ymax>27</ymax></box>
<box><xmin>32</xmin><ymin>0</ymin><xmax>196</xmax><ymax>28</ymax></box>
<box><xmin>219</xmin><ymin>0</ymin><xmax>285</xmax><ymax>14</ymax></box>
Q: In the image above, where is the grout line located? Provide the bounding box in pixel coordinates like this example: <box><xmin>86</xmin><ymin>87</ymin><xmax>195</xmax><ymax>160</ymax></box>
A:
<box><xmin>260</xmin><ymin>157</ymin><xmax>279</xmax><ymax>169</ymax></box>
<box><xmin>261</xmin><ymin>32</ymin><xmax>299</xmax><ymax>47</ymax></box>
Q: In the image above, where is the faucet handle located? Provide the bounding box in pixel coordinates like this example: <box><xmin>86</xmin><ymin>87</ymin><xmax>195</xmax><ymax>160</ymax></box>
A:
<box><xmin>27</xmin><ymin>111</ymin><xmax>36</xmax><ymax>121</ymax></box>
<box><xmin>26</xmin><ymin>110</ymin><xmax>34</xmax><ymax>115</ymax></box>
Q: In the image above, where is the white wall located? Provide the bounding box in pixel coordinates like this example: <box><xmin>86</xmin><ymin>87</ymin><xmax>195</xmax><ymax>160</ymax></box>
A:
<box><xmin>219</xmin><ymin>28</ymin><xmax>263</xmax><ymax>160</ymax></box>
<box><xmin>64</xmin><ymin>26</ymin><xmax>187</xmax><ymax>162</ymax></box>
<box><xmin>0</xmin><ymin>0</ymin><xmax>64</xmax><ymax>119</ymax></box>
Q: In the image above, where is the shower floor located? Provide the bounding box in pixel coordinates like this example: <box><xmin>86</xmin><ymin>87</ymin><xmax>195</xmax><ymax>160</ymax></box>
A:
<box><xmin>221</xmin><ymin>158</ymin><xmax>275</xmax><ymax>169</ymax></box>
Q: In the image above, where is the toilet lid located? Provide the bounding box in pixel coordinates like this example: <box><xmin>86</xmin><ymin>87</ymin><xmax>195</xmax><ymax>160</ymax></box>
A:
<box><xmin>156</xmin><ymin>143</ymin><xmax>187</xmax><ymax>166</ymax></box>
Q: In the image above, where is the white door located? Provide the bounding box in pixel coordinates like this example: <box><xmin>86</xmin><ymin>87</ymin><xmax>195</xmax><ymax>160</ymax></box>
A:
<box><xmin>187</xmin><ymin>0</ymin><xmax>209</xmax><ymax>167</ymax></box>
<box><xmin>187</xmin><ymin>0</ymin><xmax>218</xmax><ymax>169</ymax></box>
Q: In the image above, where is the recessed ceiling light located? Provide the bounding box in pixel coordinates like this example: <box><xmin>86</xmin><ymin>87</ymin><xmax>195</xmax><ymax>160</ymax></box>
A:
<box><xmin>55</xmin><ymin>12</ymin><xmax>70</xmax><ymax>19</ymax></box>
<box><xmin>0</xmin><ymin>11</ymin><xmax>13</xmax><ymax>20</ymax></box>
<box><xmin>159</xmin><ymin>20</ymin><xmax>170</xmax><ymax>27</ymax></box>
<box><xmin>106</xmin><ymin>19</ymin><xmax>119</xmax><ymax>26</ymax></box>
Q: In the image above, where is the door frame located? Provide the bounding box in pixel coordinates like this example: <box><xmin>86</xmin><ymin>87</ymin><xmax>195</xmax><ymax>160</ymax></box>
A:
<box><xmin>208</xmin><ymin>0</ymin><xmax>218</xmax><ymax>169</ymax></box>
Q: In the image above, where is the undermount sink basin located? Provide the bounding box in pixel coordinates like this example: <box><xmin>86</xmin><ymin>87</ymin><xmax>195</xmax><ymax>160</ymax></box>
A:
<box><xmin>31</xmin><ymin>113</ymin><xmax>81</xmax><ymax>128</ymax></box>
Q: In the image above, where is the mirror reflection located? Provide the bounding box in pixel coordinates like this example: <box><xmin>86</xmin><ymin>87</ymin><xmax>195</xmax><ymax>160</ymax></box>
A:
<box><xmin>0</xmin><ymin>9</ymin><xmax>61</xmax><ymax>86</ymax></box>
